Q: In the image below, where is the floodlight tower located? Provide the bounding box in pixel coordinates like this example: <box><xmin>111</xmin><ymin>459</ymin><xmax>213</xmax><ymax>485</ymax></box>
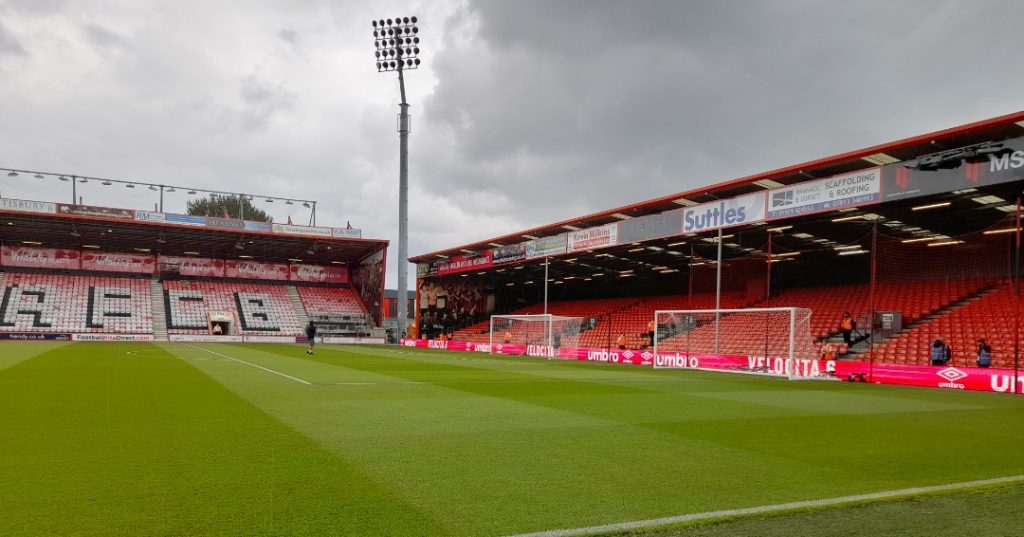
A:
<box><xmin>373</xmin><ymin>16</ymin><xmax>421</xmax><ymax>339</ymax></box>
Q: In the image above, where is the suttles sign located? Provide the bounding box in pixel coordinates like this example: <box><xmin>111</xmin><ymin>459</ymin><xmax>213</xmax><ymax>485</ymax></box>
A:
<box><xmin>682</xmin><ymin>192</ymin><xmax>766</xmax><ymax>233</ymax></box>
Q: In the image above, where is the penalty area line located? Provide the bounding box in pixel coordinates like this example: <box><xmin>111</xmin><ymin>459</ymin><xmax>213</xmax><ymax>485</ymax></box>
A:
<box><xmin>504</xmin><ymin>474</ymin><xmax>1024</xmax><ymax>537</ymax></box>
<box><xmin>186</xmin><ymin>345</ymin><xmax>312</xmax><ymax>386</ymax></box>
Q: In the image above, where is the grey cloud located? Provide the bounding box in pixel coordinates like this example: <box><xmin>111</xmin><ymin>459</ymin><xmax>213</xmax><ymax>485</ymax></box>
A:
<box><xmin>278</xmin><ymin>29</ymin><xmax>298</xmax><ymax>46</ymax></box>
<box><xmin>82</xmin><ymin>23</ymin><xmax>122</xmax><ymax>49</ymax></box>
<box><xmin>0</xmin><ymin>20</ymin><xmax>26</xmax><ymax>56</ymax></box>
<box><xmin>238</xmin><ymin>73</ymin><xmax>296</xmax><ymax>131</ymax></box>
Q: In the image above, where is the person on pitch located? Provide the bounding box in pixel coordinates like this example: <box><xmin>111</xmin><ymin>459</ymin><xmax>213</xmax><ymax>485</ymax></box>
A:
<box><xmin>305</xmin><ymin>320</ymin><xmax>318</xmax><ymax>355</ymax></box>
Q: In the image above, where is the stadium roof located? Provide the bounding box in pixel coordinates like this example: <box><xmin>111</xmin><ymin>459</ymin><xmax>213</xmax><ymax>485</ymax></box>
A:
<box><xmin>0</xmin><ymin>210</ymin><xmax>387</xmax><ymax>265</ymax></box>
<box><xmin>412</xmin><ymin>110</ymin><xmax>1024</xmax><ymax>264</ymax></box>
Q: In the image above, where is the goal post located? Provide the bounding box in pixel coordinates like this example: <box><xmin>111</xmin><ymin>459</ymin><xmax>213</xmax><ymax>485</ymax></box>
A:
<box><xmin>652</xmin><ymin>307</ymin><xmax>826</xmax><ymax>378</ymax></box>
<box><xmin>489</xmin><ymin>314</ymin><xmax>583</xmax><ymax>359</ymax></box>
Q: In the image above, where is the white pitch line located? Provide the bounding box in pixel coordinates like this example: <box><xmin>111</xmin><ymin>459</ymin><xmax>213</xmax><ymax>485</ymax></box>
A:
<box><xmin>187</xmin><ymin>345</ymin><xmax>312</xmax><ymax>386</ymax></box>
<box><xmin>505</xmin><ymin>474</ymin><xmax>1024</xmax><ymax>537</ymax></box>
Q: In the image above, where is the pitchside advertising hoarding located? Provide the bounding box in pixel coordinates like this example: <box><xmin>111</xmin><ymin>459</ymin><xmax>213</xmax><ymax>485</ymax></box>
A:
<box><xmin>400</xmin><ymin>337</ymin><xmax>1024</xmax><ymax>394</ymax></box>
<box><xmin>682</xmin><ymin>192</ymin><xmax>767</xmax><ymax>234</ymax></box>
<box><xmin>767</xmin><ymin>168</ymin><xmax>881</xmax><ymax>220</ymax></box>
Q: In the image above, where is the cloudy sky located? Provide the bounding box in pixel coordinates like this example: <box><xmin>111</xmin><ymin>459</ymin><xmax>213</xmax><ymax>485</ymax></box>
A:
<box><xmin>2</xmin><ymin>0</ymin><xmax>1023</xmax><ymax>286</ymax></box>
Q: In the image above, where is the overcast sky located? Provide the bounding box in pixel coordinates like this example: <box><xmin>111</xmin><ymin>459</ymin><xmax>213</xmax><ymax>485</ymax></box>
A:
<box><xmin>2</xmin><ymin>0</ymin><xmax>1023</xmax><ymax>286</ymax></box>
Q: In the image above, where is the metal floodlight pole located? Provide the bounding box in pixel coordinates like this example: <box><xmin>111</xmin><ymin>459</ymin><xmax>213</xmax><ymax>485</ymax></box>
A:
<box><xmin>373</xmin><ymin>16</ymin><xmax>420</xmax><ymax>340</ymax></box>
<box><xmin>544</xmin><ymin>257</ymin><xmax>550</xmax><ymax>314</ymax></box>
<box><xmin>715</xmin><ymin>227</ymin><xmax>723</xmax><ymax>354</ymax></box>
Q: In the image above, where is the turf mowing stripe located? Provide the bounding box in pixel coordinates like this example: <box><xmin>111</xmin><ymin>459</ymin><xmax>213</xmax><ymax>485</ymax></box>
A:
<box><xmin>187</xmin><ymin>345</ymin><xmax>312</xmax><ymax>385</ymax></box>
<box><xmin>504</xmin><ymin>475</ymin><xmax>1024</xmax><ymax>537</ymax></box>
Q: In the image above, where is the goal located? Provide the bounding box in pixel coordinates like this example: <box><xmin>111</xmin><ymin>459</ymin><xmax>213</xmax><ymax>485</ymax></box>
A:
<box><xmin>652</xmin><ymin>307</ymin><xmax>824</xmax><ymax>378</ymax></box>
<box><xmin>489</xmin><ymin>314</ymin><xmax>583</xmax><ymax>359</ymax></box>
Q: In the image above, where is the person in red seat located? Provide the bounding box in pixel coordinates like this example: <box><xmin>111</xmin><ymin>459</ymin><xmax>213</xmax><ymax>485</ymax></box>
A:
<box><xmin>820</xmin><ymin>341</ymin><xmax>836</xmax><ymax>361</ymax></box>
<box><xmin>646</xmin><ymin>319</ymin><xmax>656</xmax><ymax>347</ymax></box>
<box><xmin>503</xmin><ymin>330</ymin><xmax>512</xmax><ymax>344</ymax></box>
<box><xmin>616</xmin><ymin>333</ymin><xmax>626</xmax><ymax>350</ymax></box>
<box><xmin>976</xmin><ymin>338</ymin><xmax>992</xmax><ymax>368</ymax></box>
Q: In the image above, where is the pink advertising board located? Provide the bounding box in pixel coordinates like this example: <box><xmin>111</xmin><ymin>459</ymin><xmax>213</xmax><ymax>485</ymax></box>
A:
<box><xmin>289</xmin><ymin>263</ymin><xmax>349</xmax><ymax>284</ymax></box>
<box><xmin>159</xmin><ymin>256</ymin><xmax>225</xmax><ymax>278</ymax></box>
<box><xmin>224</xmin><ymin>260</ymin><xmax>290</xmax><ymax>280</ymax></box>
<box><xmin>399</xmin><ymin>338</ymin><xmax>1023</xmax><ymax>394</ymax></box>
<box><xmin>80</xmin><ymin>251</ymin><xmax>156</xmax><ymax>274</ymax></box>
<box><xmin>0</xmin><ymin>245</ymin><xmax>81</xmax><ymax>270</ymax></box>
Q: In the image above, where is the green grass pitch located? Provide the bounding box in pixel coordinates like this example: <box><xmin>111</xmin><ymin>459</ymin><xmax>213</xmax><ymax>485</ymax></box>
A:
<box><xmin>1</xmin><ymin>342</ymin><xmax>1022</xmax><ymax>536</ymax></box>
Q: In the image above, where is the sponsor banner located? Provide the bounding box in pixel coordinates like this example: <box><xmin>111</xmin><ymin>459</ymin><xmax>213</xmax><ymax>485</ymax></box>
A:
<box><xmin>81</xmin><ymin>251</ymin><xmax>156</xmax><ymax>274</ymax></box>
<box><xmin>0</xmin><ymin>333</ymin><xmax>72</xmax><ymax>341</ymax></box>
<box><xmin>168</xmin><ymin>334</ymin><xmax>244</xmax><ymax>343</ymax></box>
<box><xmin>682</xmin><ymin>192</ymin><xmax>767</xmax><ymax>234</ymax></box>
<box><xmin>0</xmin><ymin>245</ymin><xmax>81</xmax><ymax>270</ymax></box>
<box><xmin>434</xmin><ymin>252</ymin><xmax>494</xmax><ymax>277</ymax></box>
<box><xmin>332</xmin><ymin>227</ymin><xmax>363</xmax><ymax>239</ymax></box>
<box><xmin>654</xmin><ymin>352</ymin><xmax>835</xmax><ymax>378</ymax></box>
<box><xmin>836</xmin><ymin>362</ymin><xmax>1024</xmax><ymax>394</ymax></box>
<box><xmin>616</xmin><ymin>209</ymin><xmax>684</xmax><ymax>244</ymax></box>
<box><xmin>568</xmin><ymin>224</ymin><xmax>618</xmax><ymax>253</ymax></box>
<box><xmin>398</xmin><ymin>339</ymin><xmax>654</xmax><ymax>365</ymax></box>
<box><xmin>525</xmin><ymin>234</ymin><xmax>568</xmax><ymax>259</ymax></box>
<box><xmin>491</xmin><ymin>244</ymin><xmax>527</xmax><ymax>265</ymax></box>
<box><xmin>767</xmin><ymin>168</ymin><xmax>881</xmax><ymax>220</ymax></box>
<box><xmin>165</xmin><ymin>213</ymin><xmax>207</xmax><ymax>226</ymax></box>
<box><xmin>770</xmin><ymin>168</ymin><xmax>880</xmax><ymax>218</ymax></box>
<box><xmin>882</xmin><ymin>135</ymin><xmax>1024</xmax><ymax>202</ymax></box>
<box><xmin>224</xmin><ymin>259</ymin><xmax>290</xmax><ymax>280</ymax></box>
<box><xmin>57</xmin><ymin>204</ymin><xmax>134</xmax><ymax>220</ymax></box>
<box><xmin>289</xmin><ymin>263</ymin><xmax>349</xmax><ymax>283</ymax></box>
<box><xmin>0</xmin><ymin>198</ymin><xmax>56</xmax><ymax>214</ymax></box>
<box><xmin>322</xmin><ymin>336</ymin><xmax>387</xmax><ymax>345</ymax></box>
<box><xmin>71</xmin><ymin>334</ymin><xmax>155</xmax><ymax>342</ymax></box>
<box><xmin>159</xmin><ymin>255</ymin><xmax>225</xmax><ymax>277</ymax></box>
<box><xmin>205</xmin><ymin>216</ymin><xmax>245</xmax><ymax>229</ymax></box>
<box><xmin>134</xmin><ymin>210</ymin><xmax>166</xmax><ymax>223</ymax></box>
<box><xmin>242</xmin><ymin>335</ymin><xmax>298</xmax><ymax>344</ymax></box>
<box><xmin>272</xmin><ymin>223</ymin><xmax>333</xmax><ymax>238</ymax></box>
<box><xmin>244</xmin><ymin>221</ymin><xmax>273</xmax><ymax>232</ymax></box>
<box><xmin>417</xmin><ymin>263</ymin><xmax>434</xmax><ymax>278</ymax></box>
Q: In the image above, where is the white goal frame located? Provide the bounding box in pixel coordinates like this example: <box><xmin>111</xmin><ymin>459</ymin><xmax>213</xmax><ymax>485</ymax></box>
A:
<box><xmin>652</xmin><ymin>307</ymin><xmax>812</xmax><ymax>371</ymax></box>
<box><xmin>488</xmin><ymin>314</ymin><xmax>582</xmax><ymax>359</ymax></box>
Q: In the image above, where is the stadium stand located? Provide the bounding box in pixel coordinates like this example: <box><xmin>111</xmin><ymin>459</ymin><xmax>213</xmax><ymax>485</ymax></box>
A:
<box><xmin>0</xmin><ymin>271</ymin><xmax>153</xmax><ymax>334</ymax></box>
<box><xmin>297</xmin><ymin>286</ymin><xmax>368</xmax><ymax>317</ymax></box>
<box><xmin>163</xmin><ymin>280</ymin><xmax>304</xmax><ymax>335</ymax></box>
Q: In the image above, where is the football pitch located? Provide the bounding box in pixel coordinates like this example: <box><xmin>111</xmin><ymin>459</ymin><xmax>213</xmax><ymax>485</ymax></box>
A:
<box><xmin>1</xmin><ymin>342</ymin><xmax>1022</xmax><ymax>536</ymax></box>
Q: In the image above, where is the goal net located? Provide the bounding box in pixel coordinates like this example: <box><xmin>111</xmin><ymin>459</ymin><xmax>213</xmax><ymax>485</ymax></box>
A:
<box><xmin>653</xmin><ymin>307</ymin><xmax>826</xmax><ymax>379</ymax></box>
<box><xmin>489</xmin><ymin>314</ymin><xmax>583</xmax><ymax>359</ymax></box>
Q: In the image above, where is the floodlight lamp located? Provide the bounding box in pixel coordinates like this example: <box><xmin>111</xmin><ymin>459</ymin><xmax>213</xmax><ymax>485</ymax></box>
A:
<box><xmin>412</xmin><ymin>26</ymin><xmax>418</xmax><ymax>34</ymax></box>
<box><xmin>414</xmin><ymin>47</ymin><xmax>420</xmax><ymax>54</ymax></box>
<box><xmin>372</xmin><ymin>20</ymin><xmax>377</xmax><ymax>27</ymax></box>
<box><xmin>414</xmin><ymin>59</ymin><xmax>421</xmax><ymax>66</ymax></box>
<box><xmin>377</xmin><ymin>62</ymin><xmax>383</xmax><ymax>70</ymax></box>
<box><xmin>79</xmin><ymin>178</ymin><xmax>88</xmax><ymax>183</ymax></box>
<box><xmin>187</xmin><ymin>190</ymin><xmax>196</xmax><ymax>195</ymax></box>
<box><xmin>285</xmin><ymin>200</ymin><xmax>294</xmax><ymax>205</ymax></box>
<box><xmin>414</xmin><ymin>37</ymin><xmax>419</xmax><ymax>44</ymax></box>
<box><xmin>166</xmin><ymin>187</ymin><xmax>175</xmax><ymax>192</ymax></box>
<box><xmin>125</xmin><ymin>183</ymin><xmax>134</xmax><ymax>188</ymax></box>
<box><xmin>7</xmin><ymin>171</ymin><xmax>17</xmax><ymax>177</ymax></box>
<box><xmin>265</xmin><ymin>198</ymin><xmax>273</xmax><ymax>203</ymax></box>
<box><xmin>59</xmin><ymin>176</ymin><xmax>69</xmax><ymax>181</ymax></box>
<box><xmin>102</xmin><ymin>181</ymin><xmax>111</xmax><ymax>185</ymax></box>
<box><xmin>34</xmin><ymin>173</ymin><xmax>44</xmax><ymax>179</ymax></box>
<box><xmin>302</xmin><ymin>202</ymin><xmax>311</xmax><ymax>208</ymax></box>
<box><xmin>387</xmin><ymin>18</ymin><xmax>392</xmax><ymax>25</ymax></box>
<box><xmin>411</xmin><ymin>16</ymin><xmax>417</xmax><ymax>23</ymax></box>
<box><xmin>379</xmin><ymin>19</ymin><xmax>385</xmax><ymax>26</ymax></box>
